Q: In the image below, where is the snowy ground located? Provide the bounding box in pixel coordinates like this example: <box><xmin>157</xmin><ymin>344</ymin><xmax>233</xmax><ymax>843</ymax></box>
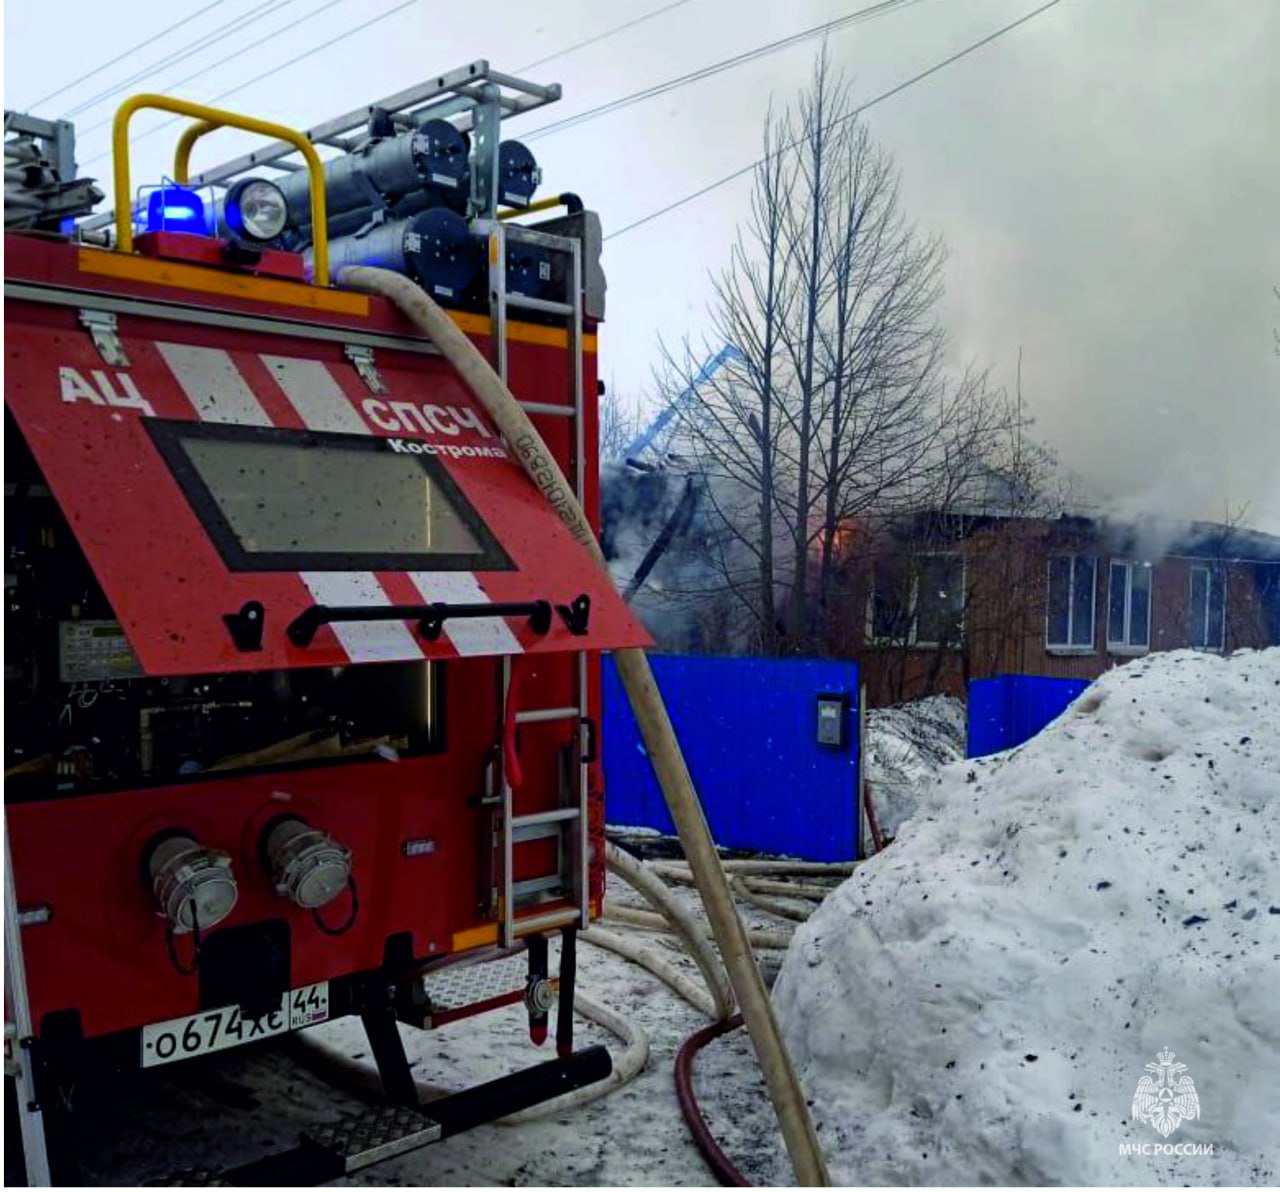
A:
<box><xmin>865</xmin><ymin>696</ymin><xmax>966</xmax><ymax>839</ymax></box>
<box><xmin>70</xmin><ymin>870</ymin><xmax>786</xmax><ymax>1187</ymax></box>
<box><xmin>774</xmin><ymin>648</ymin><xmax>1280</xmax><ymax>1186</ymax></box>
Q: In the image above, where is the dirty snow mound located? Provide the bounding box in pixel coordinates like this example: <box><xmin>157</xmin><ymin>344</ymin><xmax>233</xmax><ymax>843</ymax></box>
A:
<box><xmin>866</xmin><ymin>696</ymin><xmax>966</xmax><ymax>837</ymax></box>
<box><xmin>775</xmin><ymin>649</ymin><xmax>1280</xmax><ymax>1186</ymax></box>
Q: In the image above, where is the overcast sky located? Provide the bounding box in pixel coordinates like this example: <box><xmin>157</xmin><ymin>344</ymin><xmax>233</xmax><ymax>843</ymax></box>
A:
<box><xmin>6</xmin><ymin>0</ymin><xmax>1278</xmax><ymax>531</ymax></box>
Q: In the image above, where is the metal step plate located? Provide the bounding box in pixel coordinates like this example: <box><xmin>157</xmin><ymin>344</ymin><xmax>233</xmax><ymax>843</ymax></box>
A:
<box><xmin>419</xmin><ymin>952</ymin><xmax>536</xmax><ymax>1016</ymax></box>
<box><xmin>301</xmin><ymin>1105</ymin><xmax>442</xmax><ymax>1174</ymax></box>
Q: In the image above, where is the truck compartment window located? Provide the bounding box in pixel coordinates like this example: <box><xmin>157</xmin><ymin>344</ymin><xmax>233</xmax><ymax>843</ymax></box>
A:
<box><xmin>146</xmin><ymin>420</ymin><xmax>514</xmax><ymax>573</ymax></box>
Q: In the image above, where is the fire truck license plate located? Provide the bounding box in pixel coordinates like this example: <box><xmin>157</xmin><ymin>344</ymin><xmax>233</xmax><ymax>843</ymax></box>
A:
<box><xmin>140</xmin><ymin>982</ymin><xmax>329</xmax><ymax>1068</ymax></box>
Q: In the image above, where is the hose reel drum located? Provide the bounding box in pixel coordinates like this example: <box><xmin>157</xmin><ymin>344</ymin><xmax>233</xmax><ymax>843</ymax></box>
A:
<box><xmin>312</xmin><ymin>207</ymin><xmax>480</xmax><ymax>299</ymax></box>
<box><xmin>278</xmin><ymin>119</ymin><xmax>537</xmax><ymax>248</ymax></box>
<box><xmin>276</xmin><ymin>118</ymin><xmax>472</xmax><ymax>232</ymax></box>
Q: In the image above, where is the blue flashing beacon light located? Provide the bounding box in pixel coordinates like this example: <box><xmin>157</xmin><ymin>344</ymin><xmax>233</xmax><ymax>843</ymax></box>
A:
<box><xmin>144</xmin><ymin>184</ymin><xmax>208</xmax><ymax>235</ymax></box>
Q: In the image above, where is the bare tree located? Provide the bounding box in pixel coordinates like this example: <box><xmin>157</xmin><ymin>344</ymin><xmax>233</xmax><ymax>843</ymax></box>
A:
<box><xmin>780</xmin><ymin>50</ymin><xmax>837</xmax><ymax>639</ymax></box>
<box><xmin>652</xmin><ymin>97</ymin><xmax>799</xmax><ymax>651</ymax></box>
<box><xmin>656</xmin><ymin>51</ymin><xmax>1013</xmax><ymax>655</ymax></box>
<box><xmin>597</xmin><ymin>384</ymin><xmax>643</xmax><ymax>463</ymax></box>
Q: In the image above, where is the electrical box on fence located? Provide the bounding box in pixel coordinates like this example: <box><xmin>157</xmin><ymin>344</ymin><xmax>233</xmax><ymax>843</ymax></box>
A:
<box><xmin>815</xmin><ymin>693</ymin><xmax>850</xmax><ymax>749</ymax></box>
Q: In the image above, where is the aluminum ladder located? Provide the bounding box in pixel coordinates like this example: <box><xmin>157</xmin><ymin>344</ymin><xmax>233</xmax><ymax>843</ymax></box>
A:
<box><xmin>5</xmin><ymin>812</ymin><xmax>53</xmax><ymax>1185</ymax></box>
<box><xmin>482</xmin><ymin>216</ymin><xmax>590</xmax><ymax>948</ymax></box>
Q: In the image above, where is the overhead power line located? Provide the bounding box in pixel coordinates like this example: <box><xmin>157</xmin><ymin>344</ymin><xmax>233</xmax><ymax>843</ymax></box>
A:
<box><xmin>522</xmin><ymin>0</ymin><xmax>925</xmax><ymax>142</ymax></box>
<box><xmin>80</xmin><ymin>0</ymin><xmax>423</xmax><ymax>167</ymax></box>
<box><xmin>604</xmin><ymin>0</ymin><xmax>1066</xmax><ymax>242</ymax></box>
<box><xmin>75</xmin><ymin>0</ymin><xmax>359</xmax><ymax>140</ymax></box>
<box><xmin>517</xmin><ymin>0</ymin><xmax>696</xmax><ymax>74</ymax></box>
<box><xmin>136</xmin><ymin>0</ymin><xmax>422</xmax><ymax>134</ymax></box>
<box><xmin>25</xmin><ymin>0</ymin><xmax>234</xmax><ymax>111</ymax></box>
<box><xmin>79</xmin><ymin>0</ymin><xmax>692</xmax><ymax>166</ymax></box>
<box><xmin>62</xmin><ymin>0</ymin><xmax>303</xmax><ymax>119</ymax></box>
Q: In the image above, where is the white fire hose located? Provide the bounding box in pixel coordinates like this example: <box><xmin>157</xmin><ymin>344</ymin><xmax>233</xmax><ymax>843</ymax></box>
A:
<box><xmin>334</xmin><ymin>265</ymin><xmax>830</xmax><ymax>1186</ymax></box>
<box><xmin>289</xmin><ymin>842</ymin><xmax>831</xmax><ymax>1126</ymax></box>
<box><xmin>603</xmin><ymin>842</ymin><xmax>735</xmax><ymax>1020</ymax></box>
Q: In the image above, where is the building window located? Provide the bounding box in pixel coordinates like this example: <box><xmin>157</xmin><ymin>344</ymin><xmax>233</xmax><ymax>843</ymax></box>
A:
<box><xmin>1189</xmin><ymin>565</ymin><xmax>1226</xmax><ymax>650</ymax></box>
<box><xmin>869</xmin><ymin>557</ymin><xmax>909</xmax><ymax>642</ymax></box>
<box><xmin>1107</xmin><ymin>560</ymin><xmax>1152</xmax><ymax>651</ymax></box>
<box><xmin>914</xmin><ymin>554</ymin><xmax>965</xmax><ymax>647</ymax></box>
<box><xmin>1046</xmin><ymin>555</ymin><xmax>1096</xmax><ymax>649</ymax></box>
<box><xmin>866</xmin><ymin>554</ymin><xmax>964</xmax><ymax>647</ymax></box>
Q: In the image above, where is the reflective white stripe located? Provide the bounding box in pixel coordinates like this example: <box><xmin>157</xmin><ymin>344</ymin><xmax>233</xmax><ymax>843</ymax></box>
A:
<box><xmin>261</xmin><ymin>355</ymin><xmax>370</xmax><ymax>434</ymax></box>
<box><xmin>407</xmin><ymin>571</ymin><xmax>522</xmax><ymax>657</ymax></box>
<box><xmin>299</xmin><ymin>572</ymin><xmax>424</xmax><ymax>663</ymax></box>
<box><xmin>157</xmin><ymin>342</ymin><xmax>272</xmax><ymax>426</ymax></box>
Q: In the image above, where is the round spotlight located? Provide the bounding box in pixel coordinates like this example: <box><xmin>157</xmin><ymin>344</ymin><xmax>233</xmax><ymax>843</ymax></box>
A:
<box><xmin>261</xmin><ymin>817</ymin><xmax>352</xmax><ymax>910</ymax></box>
<box><xmin>145</xmin><ymin>832</ymin><xmax>239</xmax><ymax>934</ymax></box>
<box><xmin>225</xmin><ymin>177</ymin><xmax>289</xmax><ymax>243</ymax></box>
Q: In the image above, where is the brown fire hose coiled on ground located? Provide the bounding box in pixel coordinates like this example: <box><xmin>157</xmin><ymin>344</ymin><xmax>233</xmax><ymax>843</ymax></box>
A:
<box><xmin>676</xmin><ymin>1013</ymin><xmax>750</xmax><ymax>1187</ymax></box>
<box><xmin>336</xmin><ymin>266</ymin><xmax>830</xmax><ymax>1187</ymax></box>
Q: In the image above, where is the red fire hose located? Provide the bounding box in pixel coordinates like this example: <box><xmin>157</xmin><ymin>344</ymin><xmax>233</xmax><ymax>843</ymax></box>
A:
<box><xmin>674</xmin><ymin>1014</ymin><xmax>750</xmax><ymax>1187</ymax></box>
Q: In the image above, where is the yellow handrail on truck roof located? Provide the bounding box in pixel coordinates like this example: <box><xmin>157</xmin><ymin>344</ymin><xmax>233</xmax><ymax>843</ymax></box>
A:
<box><xmin>111</xmin><ymin>94</ymin><xmax>330</xmax><ymax>286</ymax></box>
<box><xmin>172</xmin><ymin>120</ymin><xmax>221</xmax><ymax>186</ymax></box>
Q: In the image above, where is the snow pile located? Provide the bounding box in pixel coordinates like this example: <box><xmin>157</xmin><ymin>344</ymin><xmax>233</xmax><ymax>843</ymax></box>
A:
<box><xmin>865</xmin><ymin>696</ymin><xmax>966</xmax><ymax>838</ymax></box>
<box><xmin>775</xmin><ymin>648</ymin><xmax>1280</xmax><ymax>1186</ymax></box>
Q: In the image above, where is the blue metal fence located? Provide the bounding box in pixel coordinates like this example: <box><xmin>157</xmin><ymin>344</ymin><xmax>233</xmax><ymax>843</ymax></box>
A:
<box><xmin>967</xmin><ymin>674</ymin><xmax>1090</xmax><ymax>758</ymax></box>
<box><xmin>602</xmin><ymin>654</ymin><xmax>860</xmax><ymax>861</ymax></box>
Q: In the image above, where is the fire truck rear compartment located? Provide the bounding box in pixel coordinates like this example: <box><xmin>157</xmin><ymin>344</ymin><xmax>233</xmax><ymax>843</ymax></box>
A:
<box><xmin>6</xmin><ymin>409</ymin><xmax>587</xmax><ymax>1039</ymax></box>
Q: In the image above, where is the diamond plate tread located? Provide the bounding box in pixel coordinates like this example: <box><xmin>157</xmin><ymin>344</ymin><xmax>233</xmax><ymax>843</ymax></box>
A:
<box><xmin>302</xmin><ymin>1105</ymin><xmax>442</xmax><ymax>1173</ymax></box>
<box><xmin>419</xmin><ymin>952</ymin><xmax>537</xmax><ymax>1013</ymax></box>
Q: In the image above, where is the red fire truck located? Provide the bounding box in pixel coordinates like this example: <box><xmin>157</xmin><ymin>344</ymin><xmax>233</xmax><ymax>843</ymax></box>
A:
<box><xmin>4</xmin><ymin>63</ymin><xmax>648</xmax><ymax>1184</ymax></box>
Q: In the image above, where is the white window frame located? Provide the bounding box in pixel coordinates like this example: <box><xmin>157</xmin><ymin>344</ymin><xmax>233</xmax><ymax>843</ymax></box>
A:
<box><xmin>1045</xmin><ymin>554</ymin><xmax>1096</xmax><ymax>653</ymax></box>
<box><xmin>1189</xmin><ymin>564</ymin><xmax>1226</xmax><ymax>651</ymax></box>
<box><xmin>1107</xmin><ymin>559</ymin><xmax>1153</xmax><ymax>654</ymax></box>
<box><xmin>865</xmin><ymin>553</ymin><xmax>965</xmax><ymax>649</ymax></box>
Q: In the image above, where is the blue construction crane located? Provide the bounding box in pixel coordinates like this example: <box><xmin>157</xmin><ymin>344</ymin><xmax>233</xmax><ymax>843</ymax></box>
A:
<box><xmin>622</xmin><ymin>344</ymin><xmax>745</xmax><ymax>462</ymax></box>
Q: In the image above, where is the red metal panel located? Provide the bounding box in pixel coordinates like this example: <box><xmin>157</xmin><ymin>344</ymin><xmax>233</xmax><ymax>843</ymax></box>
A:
<box><xmin>7</xmin><ymin>751</ymin><xmax>475</xmax><ymax>1038</ymax></box>
<box><xmin>4</xmin><ymin>297</ymin><xmax>648</xmax><ymax>677</ymax></box>
<box><xmin>134</xmin><ymin>231</ymin><xmax>308</xmax><ymax>280</ymax></box>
